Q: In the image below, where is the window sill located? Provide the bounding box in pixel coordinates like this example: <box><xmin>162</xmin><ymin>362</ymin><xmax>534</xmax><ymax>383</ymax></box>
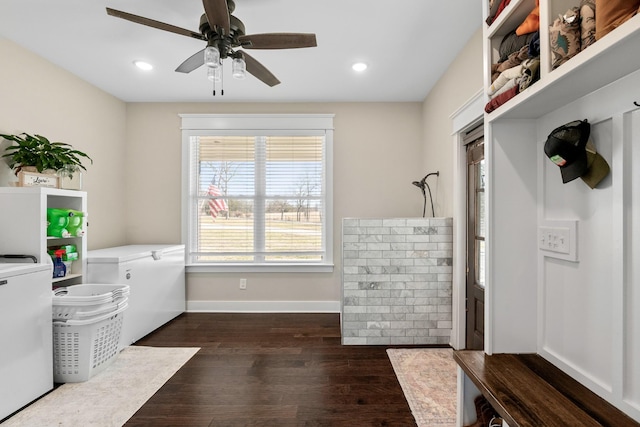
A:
<box><xmin>186</xmin><ymin>263</ymin><xmax>334</xmax><ymax>274</ymax></box>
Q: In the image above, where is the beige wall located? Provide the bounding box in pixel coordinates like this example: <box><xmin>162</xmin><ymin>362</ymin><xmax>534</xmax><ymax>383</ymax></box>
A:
<box><xmin>422</xmin><ymin>28</ymin><xmax>483</xmax><ymax>217</ymax></box>
<box><xmin>0</xmin><ymin>27</ymin><xmax>484</xmax><ymax>309</ymax></box>
<box><xmin>125</xmin><ymin>102</ymin><xmax>424</xmax><ymax>304</ymax></box>
<box><xmin>0</xmin><ymin>37</ymin><xmax>128</xmax><ymax>248</ymax></box>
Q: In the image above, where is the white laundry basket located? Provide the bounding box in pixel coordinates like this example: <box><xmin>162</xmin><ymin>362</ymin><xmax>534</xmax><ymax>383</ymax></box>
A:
<box><xmin>52</xmin><ymin>284</ymin><xmax>128</xmax><ymax>383</ymax></box>
<box><xmin>52</xmin><ymin>298</ymin><xmax>128</xmax><ymax>320</ymax></box>
<box><xmin>53</xmin><ymin>283</ymin><xmax>130</xmax><ymax>303</ymax></box>
<box><xmin>52</xmin><ymin>283</ymin><xmax>129</xmax><ymax>321</ymax></box>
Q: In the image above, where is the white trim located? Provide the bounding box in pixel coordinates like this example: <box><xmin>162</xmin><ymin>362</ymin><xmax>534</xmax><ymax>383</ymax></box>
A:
<box><xmin>450</xmin><ymin>89</ymin><xmax>484</xmax><ymax>134</ymax></box>
<box><xmin>180</xmin><ymin>114</ymin><xmax>335</xmax><ymax>130</ymax></box>
<box><xmin>180</xmin><ymin>113</ymin><xmax>334</xmax><ymax>269</ymax></box>
<box><xmin>610</xmin><ymin>114</ymin><xmax>633</xmax><ymax>402</ymax></box>
<box><xmin>186</xmin><ymin>264</ymin><xmax>334</xmax><ymax>273</ymax></box>
<box><xmin>187</xmin><ymin>300</ymin><xmax>341</xmax><ymax>313</ymax></box>
<box><xmin>456</xmin><ymin>367</ymin><xmax>464</xmax><ymax>427</ymax></box>
<box><xmin>324</xmin><ymin>126</ymin><xmax>334</xmax><ymax>266</ymax></box>
<box><xmin>450</xmin><ymin>89</ymin><xmax>484</xmax><ymax>351</ymax></box>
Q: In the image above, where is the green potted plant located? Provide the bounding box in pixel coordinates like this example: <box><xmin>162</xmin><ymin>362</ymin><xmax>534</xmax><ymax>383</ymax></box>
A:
<box><xmin>1</xmin><ymin>132</ymin><xmax>92</xmax><ymax>177</ymax></box>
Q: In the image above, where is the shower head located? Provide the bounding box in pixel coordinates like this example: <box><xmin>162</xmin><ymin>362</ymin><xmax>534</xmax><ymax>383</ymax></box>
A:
<box><xmin>413</xmin><ymin>171</ymin><xmax>440</xmax><ymax>188</ymax></box>
<box><xmin>412</xmin><ymin>171</ymin><xmax>440</xmax><ymax>217</ymax></box>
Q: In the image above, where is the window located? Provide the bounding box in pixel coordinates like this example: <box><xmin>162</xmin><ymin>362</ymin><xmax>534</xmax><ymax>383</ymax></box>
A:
<box><xmin>181</xmin><ymin>114</ymin><xmax>334</xmax><ymax>272</ymax></box>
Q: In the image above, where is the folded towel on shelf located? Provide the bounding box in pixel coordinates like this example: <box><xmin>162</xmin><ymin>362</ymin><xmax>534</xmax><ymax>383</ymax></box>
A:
<box><xmin>488</xmin><ymin>64</ymin><xmax>524</xmax><ymax>96</ymax></box>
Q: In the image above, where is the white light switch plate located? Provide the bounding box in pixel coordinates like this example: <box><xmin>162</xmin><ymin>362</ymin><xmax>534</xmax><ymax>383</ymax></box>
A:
<box><xmin>538</xmin><ymin>219</ymin><xmax>578</xmax><ymax>262</ymax></box>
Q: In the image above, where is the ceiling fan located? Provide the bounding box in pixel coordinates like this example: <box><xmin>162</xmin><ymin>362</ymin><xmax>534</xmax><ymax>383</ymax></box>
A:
<box><xmin>106</xmin><ymin>0</ymin><xmax>317</xmax><ymax>88</ymax></box>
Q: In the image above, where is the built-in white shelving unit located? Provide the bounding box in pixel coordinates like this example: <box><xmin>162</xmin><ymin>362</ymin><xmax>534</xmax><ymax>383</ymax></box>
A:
<box><xmin>0</xmin><ymin>187</ymin><xmax>87</xmax><ymax>287</ymax></box>
<box><xmin>484</xmin><ymin>0</ymin><xmax>640</xmax><ymax>122</ymax></box>
<box><xmin>457</xmin><ymin>1</ymin><xmax>640</xmax><ymax>424</ymax></box>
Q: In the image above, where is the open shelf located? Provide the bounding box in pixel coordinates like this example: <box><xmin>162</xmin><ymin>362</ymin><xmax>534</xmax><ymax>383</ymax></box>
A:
<box><xmin>486</xmin><ymin>11</ymin><xmax>640</xmax><ymax>121</ymax></box>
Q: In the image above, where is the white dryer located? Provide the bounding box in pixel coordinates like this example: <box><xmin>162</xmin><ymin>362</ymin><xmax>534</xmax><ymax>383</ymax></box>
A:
<box><xmin>0</xmin><ymin>263</ymin><xmax>52</xmax><ymax>420</ymax></box>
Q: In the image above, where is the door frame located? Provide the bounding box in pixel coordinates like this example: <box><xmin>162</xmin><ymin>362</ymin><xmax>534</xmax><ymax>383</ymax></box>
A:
<box><xmin>450</xmin><ymin>89</ymin><xmax>484</xmax><ymax>350</ymax></box>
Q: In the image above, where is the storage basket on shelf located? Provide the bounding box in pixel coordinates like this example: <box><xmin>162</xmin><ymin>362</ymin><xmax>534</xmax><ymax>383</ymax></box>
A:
<box><xmin>52</xmin><ymin>284</ymin><xmax>129</xmax><ymax>383</ymax></box>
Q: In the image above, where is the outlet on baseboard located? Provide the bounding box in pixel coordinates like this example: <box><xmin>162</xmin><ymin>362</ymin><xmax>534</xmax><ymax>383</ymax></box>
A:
<box><xmin>239</xmin><ymin>278</ymin><xmax>247</xmax><ymax>290</ymax></box>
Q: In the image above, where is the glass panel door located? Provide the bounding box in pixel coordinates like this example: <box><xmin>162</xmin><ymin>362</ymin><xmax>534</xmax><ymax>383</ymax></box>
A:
<box><xmin>466</xmin><ymin>138</ymin><xmax>485</xmax><ymax>350</ymax></box>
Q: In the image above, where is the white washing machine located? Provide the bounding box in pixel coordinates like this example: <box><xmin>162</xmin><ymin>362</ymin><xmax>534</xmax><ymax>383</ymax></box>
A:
<box><xmin>0</xmin><ymin>263</ymin><xmax>52</xmax><ymax>420</ymax></box>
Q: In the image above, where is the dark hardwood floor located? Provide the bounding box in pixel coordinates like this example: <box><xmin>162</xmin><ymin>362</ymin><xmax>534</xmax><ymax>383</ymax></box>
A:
<box><xmin>125</xmin><ymin>313</ymin><xmax>422</xmax><ymax>427</ymax></box>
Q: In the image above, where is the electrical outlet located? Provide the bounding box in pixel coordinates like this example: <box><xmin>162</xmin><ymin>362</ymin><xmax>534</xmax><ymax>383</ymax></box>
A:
<box><xmin>538</xmin><ymin>220</ymin><xmax>578</xmax><ymax>262</ymax></box>
<box><xmin>239</xmin><ymin>278</ymin><xmax>247</xmax><ymax>290</ymax></box>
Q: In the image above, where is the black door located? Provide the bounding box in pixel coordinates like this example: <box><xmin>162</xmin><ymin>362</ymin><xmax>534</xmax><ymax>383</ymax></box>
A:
<box><xmin>466</xmin><ymin>135</ymin><xmax>485</xmax><ymax>350</ymax></box>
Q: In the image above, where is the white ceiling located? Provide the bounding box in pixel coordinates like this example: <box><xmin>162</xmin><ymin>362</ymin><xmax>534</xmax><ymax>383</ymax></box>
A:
<box><xmin>0</xmin><ymin>0</ymin><xmax>482</xmax><ymax>103</ymax></box>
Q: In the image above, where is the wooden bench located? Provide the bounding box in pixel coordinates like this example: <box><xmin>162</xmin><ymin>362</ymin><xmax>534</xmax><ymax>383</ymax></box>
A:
<box><xmin>454</xmin><ymin>350</ymin><xmax>640</xmax><ymax>427</ymax></box>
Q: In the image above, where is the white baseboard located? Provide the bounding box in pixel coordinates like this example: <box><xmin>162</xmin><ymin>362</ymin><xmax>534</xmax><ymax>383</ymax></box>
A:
<box><xmin>186</xmin><ymin>300</ymin><xmax>341</xmax><ymax>313</ymax></box>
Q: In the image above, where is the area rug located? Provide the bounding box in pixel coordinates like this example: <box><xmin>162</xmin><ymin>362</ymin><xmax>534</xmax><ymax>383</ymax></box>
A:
<box><xmin>387</xmin><ymin>348</ymin><xmax>457</xmax><ymax>427</ymax></box>
<box><xmin>1</xmin><ymin>346</ymin><xmax>199</xmax><ymax>427</ymax></box>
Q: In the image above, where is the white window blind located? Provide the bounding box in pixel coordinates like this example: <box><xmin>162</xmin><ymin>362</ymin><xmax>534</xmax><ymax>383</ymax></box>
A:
<box><xmin>181</xmin><ymin>114</ymin><xmax>334</xmax><ymax>271</ymax></box>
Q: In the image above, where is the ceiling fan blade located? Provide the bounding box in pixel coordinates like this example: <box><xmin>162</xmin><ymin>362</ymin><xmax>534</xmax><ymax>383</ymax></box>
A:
<box><xmin>239</xmin><ymin>51</ymin><xmax>280</xmax><ymax>87</ymax></box>
<box><xmin>106</xmin><ymin>8</ymin><xmax>205</xmax><ymax>41</ymax></box>
<box><xmin>239</xmin><ymin>33</ymin><xmax>317</xmax><ymax>49</ymax></box>
<box><xmin>202</xmin><ymin>0</ymin><xmax>230</xmax><ymax>34</ymax></box>
<box><xmin>176</xmin><ymin>49</ymin><xmax>206</xmax><ymax>73</ymax></box>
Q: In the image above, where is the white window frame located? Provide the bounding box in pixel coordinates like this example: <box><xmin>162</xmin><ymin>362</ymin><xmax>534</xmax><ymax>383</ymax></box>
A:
<box><xmin>181</xmin><ymin>114</ymin><xmax>334</xmax><ymax>273</ymax></box>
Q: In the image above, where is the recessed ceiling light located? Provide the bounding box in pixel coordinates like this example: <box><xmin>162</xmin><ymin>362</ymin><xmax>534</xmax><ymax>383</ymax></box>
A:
<box><xmin>352</xmin><ymin>62</ymin><xmax>367</xmax><ymax>72</ymax></box>
<box><xmin>133</xmin><ymin>60</ymin><xmax>153</xmax><ymax>71</ymax></box>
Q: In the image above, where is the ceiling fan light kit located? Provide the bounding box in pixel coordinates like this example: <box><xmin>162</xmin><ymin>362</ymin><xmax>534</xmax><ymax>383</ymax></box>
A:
<box><xmin>231</xmin><ymin>58</ymin><xmax>246</xmax><ymax>80</ymax></box>
<box><xmin>106</xmin><ymin>0</ymin><xmax>317</xmax><ymax>95</ymax></box>
<box><xmin>207</xmin><ymin>66</ymin><xmax>222</xmax><ymax>82</ymax></box>
<box><xmin>204</xmin><ymin>46</ymin><xmax>221</xmax><ymax>68</ymax></box>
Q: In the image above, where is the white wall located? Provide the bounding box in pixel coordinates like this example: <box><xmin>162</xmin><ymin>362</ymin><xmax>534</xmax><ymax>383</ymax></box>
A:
<box><xmin>422</xmin><ymin>28</ymin><xmax>484</xmax><ymax>217</ymax></box>
<box><xmin>0</xmin><ymin>37</ymin><xmax>128</xmax><ymax>249</ymax></box>
<box><xmin>535</xmin><ymin>70</ymin><xmax>640</xmax><ymax>418</ymax></box>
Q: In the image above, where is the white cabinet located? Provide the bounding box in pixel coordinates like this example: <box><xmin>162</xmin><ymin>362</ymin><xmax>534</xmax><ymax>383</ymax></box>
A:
<box><xmin>0</xmin><ymin>187</ymin><xmax>87</xmax><ymax>287</ymax></box>
<box><xmin>0</xmin><ymin>263</ymin><xmax>52</xmax><ymax>420</ymax></box>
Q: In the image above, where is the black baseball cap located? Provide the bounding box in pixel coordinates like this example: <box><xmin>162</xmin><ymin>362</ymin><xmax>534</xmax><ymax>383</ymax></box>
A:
<box><xmin>544</xmin><ymin>119</ymin><xmax>591</xmax><ymax>184</ymax></box>
<box><xmin>544</xmin><ymin>119</ymin><xmax>610</xmax><ymax>188</ymax></box>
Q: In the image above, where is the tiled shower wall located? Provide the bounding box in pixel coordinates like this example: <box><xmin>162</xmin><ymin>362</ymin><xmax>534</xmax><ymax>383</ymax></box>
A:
<box><xmin>341</xmin><ymin>218</ymin><xmax>453</xmax><ymax>345</ymax></box>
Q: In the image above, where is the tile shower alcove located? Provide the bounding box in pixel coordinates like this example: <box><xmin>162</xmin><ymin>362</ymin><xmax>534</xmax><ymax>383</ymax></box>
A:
<box><xmin>341</xmin><ymin>218</ymin><xmax>453</xmax><ymax>345</ymax></box>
